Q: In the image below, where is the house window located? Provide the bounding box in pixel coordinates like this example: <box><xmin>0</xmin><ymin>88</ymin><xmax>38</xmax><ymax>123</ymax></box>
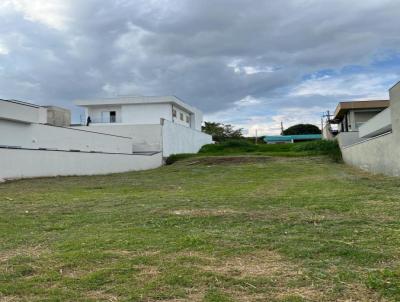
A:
<box><xmin>110</xmin><ymin>111</ymin><xmax>116</xmax><ymax>123</ymax></box>
<box><xmin>172</xmin><ymin>109</ymin><xmax>177</xmax><ymax>118</ymax></box>
<box><xmin>180</xmin><ymin>112</ymin><xmax>184</xmax><ymax>121</ymax></box>
<box><xmin>186</xmin><ymin>115</ymin><xmax>190</xmax><ymax>123</ymax></box>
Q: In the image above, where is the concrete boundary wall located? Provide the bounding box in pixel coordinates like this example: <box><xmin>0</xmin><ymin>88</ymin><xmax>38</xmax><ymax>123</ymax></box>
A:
<box><xmin>0</xmin><ymin>148</ymin><xmax>162</xmax><ymax>180</ymax></box>
<box><xmin>341</xmin><ymin>132</ymin><xmax>400</xmax><ymax>176</ymax></box>
<box><xmin>0</xmin><ymin>120</ymin><xmax>133</xmax><ymax>153</ymax></box>
<box><xmin>72</xmin><ymin>124</ymin><xmax>163</xmax><ymax>152</ymax></box>
<box><xmin>162</xmin><ymin>119</ymin><xmax>213</xmax><ymax>157</ymax></box>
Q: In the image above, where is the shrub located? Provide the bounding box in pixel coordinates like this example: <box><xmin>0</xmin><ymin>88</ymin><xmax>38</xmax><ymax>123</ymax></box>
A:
<box><xmin>165</xmin><ymin>153</ymin><xmax>195</xmax><ymax>165</ymax></box>
<box><xmin>292</xmin><ymin>140</ymin><xmax>342</xmax><ymax>161</ymax></box>
<box><xmin>199</xmin><ymin>140</ymin><xmax>257</xmax><ymax>154</ymax></box>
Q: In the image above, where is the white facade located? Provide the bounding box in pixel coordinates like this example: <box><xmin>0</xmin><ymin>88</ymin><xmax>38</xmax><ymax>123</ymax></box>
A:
<box><xmin>74</xmin><ymin>95</ymin><xmax>212</xmax><ymax>157</ymax></box>
<box><xmin>75</xmin><ymin>96</ymin><xmax>202</xmax><ymax>131</ymax></box>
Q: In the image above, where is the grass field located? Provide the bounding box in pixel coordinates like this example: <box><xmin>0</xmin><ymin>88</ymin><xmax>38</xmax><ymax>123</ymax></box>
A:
<box><xmin>1</xmin><ymin>155</ymin><xmax>400</xmax><ymax>301</ymax></box>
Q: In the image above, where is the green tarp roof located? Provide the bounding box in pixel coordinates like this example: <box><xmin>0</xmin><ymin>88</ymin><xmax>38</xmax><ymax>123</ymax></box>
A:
<box><xmin>264</xmin><ymin>134</ymin><xmax>322</xmax><ymax>142</ymax></box>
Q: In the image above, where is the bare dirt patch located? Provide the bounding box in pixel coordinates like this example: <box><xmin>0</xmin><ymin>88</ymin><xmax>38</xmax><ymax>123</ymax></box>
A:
<box><xmin>172</xmin><ymin>208</ymin><xmax>240</xmax><ymax>217</ymax></box>
<box><xmin>184</xmin><ymin>156</ymin><xmax>273</xmax><ymax>166</ymax></box>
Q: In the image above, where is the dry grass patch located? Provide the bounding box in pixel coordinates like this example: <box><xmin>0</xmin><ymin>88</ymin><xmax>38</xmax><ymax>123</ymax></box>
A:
<box><xmin>85</xmin><ymin>290</ymin><xmax>119</xmax><ymax>302</ymax></box>
<box><xmin>0</xmin><ymin>245</ymin><xmax>48</xmax><ymax>263</ymax></box>
<box><xmin>202</xmin><ymin>250</ymin><xmax>324</xmax><ymax>301</ymax></box>
<box><xmin>172</xmin><ymin>208</ymin><xmax>240</xmax><ymax>217</ymax></box>
<box><xmin>0</xmin><ymin>296</ymin><xmax>21</xmax><ymax>302</ymax></box>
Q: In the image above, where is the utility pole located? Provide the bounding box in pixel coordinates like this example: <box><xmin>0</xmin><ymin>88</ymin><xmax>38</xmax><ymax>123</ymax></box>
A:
<box><xmin>280</xmin><ymin>121</ymin><xmax>284</xmax><ymax>135</ymax></box>
<box><xmin>255</xmin><ymin>129</ymin><xmax>258</xmax><ymax>145</ymax></box>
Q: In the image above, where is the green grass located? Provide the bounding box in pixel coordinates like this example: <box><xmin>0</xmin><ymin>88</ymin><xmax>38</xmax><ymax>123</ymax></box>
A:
<box><xmin>194</xmin><ymin>140</ymin><xmax>341</xmax><ymax>161</ymax></box>
<box><xmin>1</xmin><ymin>155</ymin><xmax>400</xmax><ymax>301</ymax></box>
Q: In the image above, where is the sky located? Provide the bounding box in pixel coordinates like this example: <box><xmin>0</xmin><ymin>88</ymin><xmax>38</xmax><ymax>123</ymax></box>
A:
<box><xmin>1</xmin><ymin>0</ymin><xmax>400</xmax><ymax>135</ymax></box>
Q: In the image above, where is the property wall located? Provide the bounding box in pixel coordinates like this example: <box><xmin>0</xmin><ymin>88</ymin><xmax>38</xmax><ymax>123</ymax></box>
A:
<box><xmin>121</xmin><ymin>103</ymin><xmax>172</xmax><ymax>124</ymax></box>
<box><xmin>162</xmin><ymin>119</ymin><xmax>213</xmax><ymax>157</ymax></box>
<box><xmin>0</xmin><ymin>120</ymin><xmax>132</xmax><ymax>153</ymax></box>
<box><xmin>359</xmin><ymin>108</ymin><xmax>391</xmax><ymax>138</ymax></box>
<box><xmin>341</xmin><ymin>132</ymin><xmax>400</xmax><ymax>176</ymax></box>
<box><xmin>73</xmin><ymin>124</ymin><xmax>162</xmax><ymax>152</ymax></box>
<box><xmin>336</xmin><ymin>131</ymin><xmax>365</xmax><ymax>148</ymax></box>
<box><xmin>0</xmin><ymin>148</ymin><xmax>162</xmax><ymax>180</ymax></box>
<box><xmin>0</xmin><ymin>100</ymin><xmax>41</xmax><ymax>123</ymax></box>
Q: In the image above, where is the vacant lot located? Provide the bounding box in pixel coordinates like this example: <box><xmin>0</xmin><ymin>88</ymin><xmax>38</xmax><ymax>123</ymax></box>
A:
<box><xmin>1</xmin><ymin>156</ymin><xmax>400</xmax><ymax>301</ymax></box>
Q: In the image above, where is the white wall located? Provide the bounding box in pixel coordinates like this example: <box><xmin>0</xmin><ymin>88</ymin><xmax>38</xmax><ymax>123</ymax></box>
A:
<box><xmin>336</xmin><ymin>132</ymin><xmax>365</xmax><ymax>148</ymax></box>
<box><xmin>73</xmin><ymin>124</ymin><xmax>162</xmax><ymax>152</ymax></box>
<box><xmin>88</xmin><ymin>105</ymin><xmax>122</xmax><ymax>123</ymax></box>
<box><xmin>0</xmin><ymin>120</ymin><xmax>132</xmax><ymax>153</ymax></box>
<box><xmin>359</xmin><ymin>108</ymin><xmax>392</xmax><ymax>138</ymax></box>
<box><xmin>341</xmin><ymin>132</ymin><xmax>400</xmax><ymax>176</ymax></box>
<box><xmin>0</xmin><ymin>100</ymin><xmax>41</xmax><ymax>123</ymax></box>
<box><xmin>0</xmin><ymin>148</ymin><xmax>162</xmax><ymax>180</ymax></box>
<box><xmin>121</xmin><ymin>103</ymin><xmax>172</xmax><ymax>124</ymax></box>
<box><xmin>162</xmin><ymin>119</ymin><xmax>213</xmax><ymax>157</ymax></box>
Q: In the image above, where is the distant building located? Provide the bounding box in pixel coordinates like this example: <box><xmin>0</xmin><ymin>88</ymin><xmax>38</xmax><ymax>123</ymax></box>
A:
<box><xmin>74</xmin><ymin>96</ymin><xmax>212</xmax><ymax>156</ymax></box>
<box><xmin>264</xmin><ymin>134</ymin><xmax>322</xmax><ymax>144</ymax></box>
<box><xmin>324</xmin><ymin>100</ymin><xmax>389</xmax><ymax>147</ymax></box>
<box><xmin>75</xmin><ymin>96</ymin><xmax>203</xmax><ymax>131</ymax></box>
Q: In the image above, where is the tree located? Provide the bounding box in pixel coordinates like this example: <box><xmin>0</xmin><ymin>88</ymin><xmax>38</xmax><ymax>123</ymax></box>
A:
<box><xmin>282</xmin><ymin>124</ymin><xmax>321</xmax><ymax>135</ymax></box>
<box><xmin>202</xmin><ymin>122</ymin><xmax>244</xmax><ymax>142</ymax></box>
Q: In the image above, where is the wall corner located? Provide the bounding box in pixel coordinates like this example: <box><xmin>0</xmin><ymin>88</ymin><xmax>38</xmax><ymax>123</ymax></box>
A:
<box><xmin>389</xmin><ymin>81</ymin><xmax>400</xmax><ymax>136</ymax></box>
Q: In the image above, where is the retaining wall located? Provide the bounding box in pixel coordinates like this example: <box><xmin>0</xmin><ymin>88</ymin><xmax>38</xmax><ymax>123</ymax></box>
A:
<box><xmin>0</xmin><ymin>148</ymin><xmax>162</xmax><ymax>180</ymax></box>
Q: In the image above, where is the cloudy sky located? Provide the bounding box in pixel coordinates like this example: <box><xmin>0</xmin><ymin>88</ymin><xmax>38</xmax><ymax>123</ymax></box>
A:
<box><xmin>1</xmin><ymin>0</ymin><xmax>399</xmax><ymax>135</ymax></box>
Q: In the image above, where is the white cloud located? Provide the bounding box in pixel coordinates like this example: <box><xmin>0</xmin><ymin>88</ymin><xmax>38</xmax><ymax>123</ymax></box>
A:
<box><xmin>227</xmin><ymin>60</ymin><xmax>276</xmax><ymax>75</ymax></box>
<box><xmin>290</xmin><ymin>74</ymin><xmax>396</xmax><ymax>99</ymax></box>
<box><xmin>234</xmin><ymin>96</ymin><xmax>261</xmax><ymax>107</ymax></box>
<box><xmin>0</xmin><ymin>42</ymin><xmax>10</xmax><ymax>55</ymax></box>
<box><xmin>5</xmin><ymin>0</ymin><xmax>71</xmax><ymax>30</ymax></box>
<box><xmin>206</xmin><ymin>96</ymin><xmax>324</xmax><ymax>137</ymax></box>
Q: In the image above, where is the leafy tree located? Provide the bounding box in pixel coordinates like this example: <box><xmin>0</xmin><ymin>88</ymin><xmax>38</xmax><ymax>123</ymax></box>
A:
<box><xmin>202</xmin><ymin>122</ymin><xmax>244</xmax><ymax>142</ymax></box>
<box><xmin>282</xmin><ymin>124</ymin><xmax>321</xmax><ymax>135</ymax></box>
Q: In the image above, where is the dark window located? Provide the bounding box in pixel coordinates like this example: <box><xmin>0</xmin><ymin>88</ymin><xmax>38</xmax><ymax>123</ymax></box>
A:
<box><xmin>172</xmin><ymin>109</ymin><xmax>177</xmax><ymax>118</ymax></box>
<box><xmin>110</xmin><ymin>111</ymin><xmax>116</xmax><ymax>123</ymax></box>
<box><xmin>180</xmin><ymin>112</ymin><xmax>184</xmax><ymax>121</ymax></box>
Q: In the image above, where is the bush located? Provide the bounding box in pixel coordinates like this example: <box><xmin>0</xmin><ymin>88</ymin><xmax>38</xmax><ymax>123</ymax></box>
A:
<box><xmin>199</xmin><ymin>140</ymin><xmax>257</xmax><ymax>154</ymax></box>
<box><xmin>292</xmin><ymin>140</ymin><xmax>342</xmax><ymax>161</ymax></box>
<box><xmin>165</xmin><ymin>153</ymin><xmax>195</xmax><ymax>165</ymax></box>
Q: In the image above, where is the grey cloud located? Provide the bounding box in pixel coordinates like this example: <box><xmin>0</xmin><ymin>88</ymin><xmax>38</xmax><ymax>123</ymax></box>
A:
<box><xmin>0</xmin><ymin>0</ymin><xmax>399</xmax><ymax>121</ymax></box>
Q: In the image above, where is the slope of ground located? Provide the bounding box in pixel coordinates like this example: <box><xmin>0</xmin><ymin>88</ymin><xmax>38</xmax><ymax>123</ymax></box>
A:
<box><xmin>1</xmin><ymin>156</ymin><xmax>400</xmax><ymax>301</ymax></box>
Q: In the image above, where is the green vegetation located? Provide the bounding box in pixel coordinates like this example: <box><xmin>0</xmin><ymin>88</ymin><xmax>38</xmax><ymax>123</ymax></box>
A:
<box><xmin>202</xmin><ymin>122</ymin><xmax>244</xmax><ymax>142</ymax></box>
<box><xmin>292</xmin><ymin>140</ymin><xmax>342</xmax><ymax>162</ymax></box>
<box><xmin>196</xmin><ymin>140</ymin><xmax>341</xmax><ymax>161</ymax></box>
<box><xmin>282</xmin><ymin>123</ymin><xmax>321</xmax><ymax>135</ymax></box>
<box><xmin>1</xmin><ymin>155</ymin><xmax>400</xmax><ymax>301</ymax></box>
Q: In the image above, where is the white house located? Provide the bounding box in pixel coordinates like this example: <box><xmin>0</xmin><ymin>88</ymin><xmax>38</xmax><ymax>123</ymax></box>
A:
<box><xmin>75</xmin><ymin>95</ymin><xmax>203</xmax><ymax>131</ymax></box>
<box><xmin>74</xmin><ymin>96</ymin><xmax>212</xmax><ymax>157</ymax></box>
